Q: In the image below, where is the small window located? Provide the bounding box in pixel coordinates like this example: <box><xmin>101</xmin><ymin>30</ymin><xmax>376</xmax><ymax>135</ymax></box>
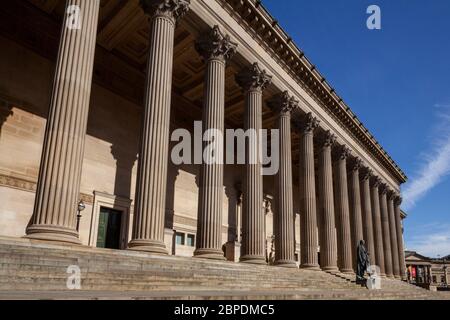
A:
<box><xmin>175</xmin><ymin>232</ymin><xmax>185</xmax><ymax>245</ymax></box>
<box><xmin>187</xmin><ymin>234</ymin><xmax>195</xmax><ymax>247</ymax></box>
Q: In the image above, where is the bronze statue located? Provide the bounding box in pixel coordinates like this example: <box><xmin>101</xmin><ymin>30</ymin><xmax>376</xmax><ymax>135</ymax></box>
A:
<box><xmin>356</xmin><ymin>240</ymin><xmax>370</xmax><ymax>283</ymax></box>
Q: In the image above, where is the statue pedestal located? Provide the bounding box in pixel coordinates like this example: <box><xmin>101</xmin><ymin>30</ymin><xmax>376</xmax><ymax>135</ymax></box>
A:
<box><xmin>367</xmin><ymin>275</ymin><xmax>382</xmax><ymax>290</ymax></box>
<box><xmin>225</xmin><ymin>241</ymin><xmax>241</xmax><ymax>262</ymax></box>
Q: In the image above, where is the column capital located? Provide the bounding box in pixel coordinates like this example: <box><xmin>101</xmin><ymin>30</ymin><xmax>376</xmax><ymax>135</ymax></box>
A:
<box><xmin>317</xmin><ymin>130</ymin><xmax>337</xmax><ymax>149</ymax></box>
<box><xmin>370</xmin><ymin>176</ymin><xmax>382</xmax><ymax>188</ymax></box>
<box><xmin>348</xmin><ymin>157</ymin><xmax>363</xmax><ymax>172</ymax></box>
<box><xmin>379</xmin><ymin>183</ymin><xmax>388</xmax><ymax>195</ymax></box>
<box><xmin>395</xmin><ymin>196</ymin><xmax>403</xmax><ymax>206</ymax></box>
<box><xmin>268</xmin><ymin>91</ymin><xmax>299</xmax><ymax>116</ymax></box>
<box><xmin>236</xmin><ymin>62</ymin><xmax>272</xmax><ymax>92</ymax></box>
<box><xmin>196</xmin><ymin>25</ymin><xmax>238</xmax><ymax>62</ymax></box>
<box><xmin>296</xmin><ymin>112</ymin><xmax>320</xmax><ymax>134</ymax></box>
<box><xmin>333</xmin><ymin>144</ymin><xmax>351</xmax><ymax>162</ymax></box>
<box><xmin>387</xmin><ymin>190</ymin><xmax>397</xmax><ymax>201</ymax></box>
<box><xmin>140</xmin><ymin>0</ymin><xmax>190</xmax><ymax>22</ymax></box>
<box><xmin>359</xmin><ymin>167</ymin><xmax>373</xmax><ymax>181</ymax></box>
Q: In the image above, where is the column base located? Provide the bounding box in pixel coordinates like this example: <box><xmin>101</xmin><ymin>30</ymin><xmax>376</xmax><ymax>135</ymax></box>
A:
<box><xmin>386</xmin><ymin>274</ymin><xmax>395</xmax><ymax>279</ymax></box>
<box><xmin>128</xmin><ymin>239</ymin><xmax>168</xmax><ymax>255</ymax></box>
<box><xmin>240</xmin><ymin>255</ymin><xmax>267</xmax><ymax>265</ymax></box>
<box><xmin>25</xmin><ymin>225</ymin><xmax>81</xmax><ymax>245</ymax></box>
<box><xmin>300</xmin><ymin>263</ymin><xmax>321</xmax><ymax>271</ymax></box>
<box><xmin>194</xmin><ymin>248</ymin><xmax>226</xmax><ymax>261</ymax></box>
<box><xmin>393</xmin><ymin>275</ymin><xmax>401</xmax><ymax>280</ymax></box>
<box><xmin>340</xmin><ymin>269</ymin><xmax>355</xmax><ymax>275</ymax></box>
<box><xmin>274</xmin><ymin>260</ymin><xmax>298</xmax><ymax>268</ymax></box>
<box><xmin>322</xmin><ymin>266</ymin><xmax>340</xmax><ymax>273</ymax></box>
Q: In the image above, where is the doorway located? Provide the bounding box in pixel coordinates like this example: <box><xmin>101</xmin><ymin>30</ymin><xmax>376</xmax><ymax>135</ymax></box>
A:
<box><xmin>96</xmin><ymin>207</ymin><xmax>123</xmax><ymax>249</ymax></box>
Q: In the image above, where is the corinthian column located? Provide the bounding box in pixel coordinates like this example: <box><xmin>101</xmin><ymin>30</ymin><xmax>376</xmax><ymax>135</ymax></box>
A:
<box><xmin>194</xmin><ymin>26</ymin><xmax>237</xmax><ymax>260</ymax></box>
<box><xmin>129</xmin><ymin>0</ymin><xmax>190</xmax><ymax>253</ymax></box>
<box><xmin>379</xmin><ymin>184</ymin><xmax>394</xmax><ymax>278</ymax></box>
<box><xmin>371</xmin><ymin>176</ymin><xmax>386</xmax><ymax>276</ymax></box>
<box><xmin>388</xmin><ymin>191</ymin><xmax>401</xmax><ymax>279</ymax></box>
<box><xmin>236</xmin><ymin>63</ymin><xmax>272</xmax><ymax>264</ymax></box>
<box><xmin>360</xmin><ymin>168</ymin><xmax>376</xmax><ymax>264</ymax></box>
<box><xmin>26</xmin><ymin>0</ymin><xmax>100</xmax><ymax>244</ymax></box>
<box><xmin>333</xmin><ymin>145</ymin><xmax>353</xmax><ymax>274</ymax></box>
<box><xmin>394</xmin><ymin>196</ymin><xmax>407</xmax><ymax>280</ymax></box>
<box><xmin>317</xmin><ymin>131</ymin><xmax>338</xmax><ymax>271</ymax></box>
<box><xmin>348</xmin><ymin>157</ymin><xmax>364</xmax><ymax>271</ymax></box>
<box><xmin>268</xmin><ymin>92</ymin><xmax>297</xmax><ymax>268</ymax></box>
<box><xmin>298</xmin><ymin>113</ymin><xmax>320</xmax><ymax>270</ymax></box>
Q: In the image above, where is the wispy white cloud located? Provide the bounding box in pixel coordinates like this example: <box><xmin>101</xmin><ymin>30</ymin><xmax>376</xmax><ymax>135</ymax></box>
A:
<box><xmin>406</xmin><ymin>223</ymin><xmax>450</xmax><ymax>257</ymax></box>
<box><xmin>402</xmin><ymin>105</ymin><xmax>450</xmax><ymax>210</ymax></box>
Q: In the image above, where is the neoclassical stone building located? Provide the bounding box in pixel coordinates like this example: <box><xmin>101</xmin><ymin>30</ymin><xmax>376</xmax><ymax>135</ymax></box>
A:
<box><xmin>0</xmin><ymin>0</ymin><xmax>407</xmax><ymax>279</ymax></box>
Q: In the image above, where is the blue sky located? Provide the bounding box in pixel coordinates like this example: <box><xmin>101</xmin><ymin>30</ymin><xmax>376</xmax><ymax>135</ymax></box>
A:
<box><xmin>262</xmin><ymin>0</ymin><xmax>450</xmax><ymax>257</ymax></box>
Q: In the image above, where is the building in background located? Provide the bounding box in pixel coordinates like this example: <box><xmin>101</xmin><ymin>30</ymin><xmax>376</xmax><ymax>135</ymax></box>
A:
<box><xmin>405</xmin><ymin>251</ymin><xmax>449</xmax><ymax>291</ymax></box>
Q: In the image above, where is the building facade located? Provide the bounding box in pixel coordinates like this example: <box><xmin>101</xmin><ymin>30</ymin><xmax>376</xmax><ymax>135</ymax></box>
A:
<box><xmin>0</xmin><ymin>0</ymin><xmax>407</xmax><ymax>278</ymax></box>
<box><xmin>405</xmin><ymin>252</ymin><xmax>449</xmax><ymax>291</ymax></box>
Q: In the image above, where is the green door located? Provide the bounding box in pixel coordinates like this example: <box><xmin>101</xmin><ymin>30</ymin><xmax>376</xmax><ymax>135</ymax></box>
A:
<box><xmin>96</xmin><ymin>207</ymin><xmax>122</xmax><ymax>249</ymax></box>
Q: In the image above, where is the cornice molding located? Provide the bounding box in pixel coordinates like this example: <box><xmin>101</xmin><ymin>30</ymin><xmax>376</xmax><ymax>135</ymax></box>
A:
<box><xmin>218</xmin><ymin>0</ymin><xmax>407</xmax><ymax>184</ymax></box>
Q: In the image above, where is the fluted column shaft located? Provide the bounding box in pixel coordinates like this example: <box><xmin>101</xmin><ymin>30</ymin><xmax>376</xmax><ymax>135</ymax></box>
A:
<box><xmin>236</xmin><ymin>63</ymin><xmax>272</xmax><ymax>264</ymax></box>
<box><xmin>333</xmin><ymin>147</ymin><xmax>353</xmax><ymax>274</ymax></box>
<box><xmin>371</xmin><ymin>178</ymin><xmax>385</xmax><ymax>276</ymax></box>
<box><xmin>194</xmin><ymin>26</ymin><xmax>237</xmax><ymax>260</ymax></box>
<box><xmin>298</xmin><ymin>114</ymin><xmax>320</xmax><ymax>270</ymax></box>
<box><xmin>394</xmin><ymin>197</ymin><xmax>407</xmax><ymax>280</ymax></box>
<box><xmin>360</xmin><ymin>170</ymin><xmax>375</xmax><ymax>264</ymax></box>
<box><xmin>270</xmin><ymin>93</ymin><xmax>297</xmax><ymax>267</ymax></box>
<box><xmin>379</xmin><ymin>186</ymin><xmax>393</xmax><ymax>278</ymax></box>
<box><xmin>26</xmin><ymin>0</ymin><xmax>100</xmax><ymax>244</ymax></box>
<box><xmin>388</xmin><ymin>193</ymin><xmax>401</xmax><ymax>278</ymax></box>
<box><xmin>129</xmin><ymin>1</ymin><xmax>190</xmax><ymax>253</ymax></box>
<box><xmin>348</xmin><ymin>160</ymin><xmax>364</xmax><ymax>271</ymax></box>
<box><xmin>317</xmin><ymin>132</ymin><xmax>338</xmax><ymax>271</ymax></box>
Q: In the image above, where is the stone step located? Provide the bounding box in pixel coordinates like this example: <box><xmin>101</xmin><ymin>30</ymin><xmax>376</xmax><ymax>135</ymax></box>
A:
<box><xmin>0</xmin><ymin>289</ymin><xmax>442</xmax><ymax>301</ymax></box>
<box><xmin>0</xmin><ymin>236</ymin><xmax>447</xmax><ymax>300</ymax></box>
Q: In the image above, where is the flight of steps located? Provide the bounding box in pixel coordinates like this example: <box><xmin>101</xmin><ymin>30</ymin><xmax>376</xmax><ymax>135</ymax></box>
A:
<box><xmin>0</xmin><ymin>237</ymin><xmax>446</xmax><ymax>300</ymax></box>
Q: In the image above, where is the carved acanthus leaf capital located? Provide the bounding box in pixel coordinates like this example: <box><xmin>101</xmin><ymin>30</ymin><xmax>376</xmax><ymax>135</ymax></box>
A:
<box><xmin>395</xmin><ymin>196</ymin><xmax>403</xmax><ymax>206</ymax></box>
<box><xmin>318</xmin><ymin>130</ymin><xmax>337</xmax><ymax>148</ymax></box>
<box><xmin>371</xmin><ymin>176</ymin><xmax>382</xmax><ymax>188</ymax></box>
<box><xmin>140</xmin><ymin>0</ymin><xmax>190</xmax><ymax>22</ymax></box>
<box><xmin>297</xmin><ymin>112</ymin><xmax>320</xmax><ymax>134</ymax></box>
<box><xmin>388</xmin><ymin>190</ymin><xmax>397</xmax><ymax>201</ymax></box>
<box><xmin>379</xmin><ymin>183</ymin><xmax>388</xmax><ymax>195</ymax></box>
<box><xmin>334</xmin><ymin>145</ymin><xmax>351</xmax><ymax>161</ymax></box>
<box><xmin>236</xmin><ymin>63</ymin><xmax>272</xmax><ymax>92</ymax></box>
<box><xmin>360</xmin><ymin>167</ymin><xmax>373</xmax><ymax>182</ymax></box>
<box><xmin>268</xmin><ymin>91</ymin><xmax>299</xmax><ymax>116</ymax></box>
<box><xmin>196</xmin><ymin>25</ymin><xmax>237</xmax><ymax>62</ymax></box>
<box><xmin>349</xmin><ymin>157</ymin><xmax>363</xmax><ymax>172</ymax></box>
